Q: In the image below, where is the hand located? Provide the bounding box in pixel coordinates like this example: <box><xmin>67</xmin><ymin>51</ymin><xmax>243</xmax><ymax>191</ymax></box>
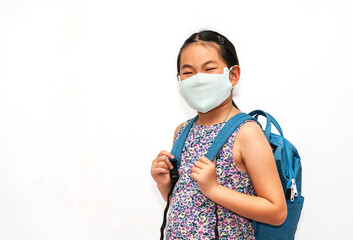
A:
<box><xmin>191</xmin><ymin>156</ymin><xmax>219</xmax><ymax>196</ymax></box>
<box><xmin>151</xmin><ymin>150</ymin><xmax>175</xmax><ymax>188</ymax></box>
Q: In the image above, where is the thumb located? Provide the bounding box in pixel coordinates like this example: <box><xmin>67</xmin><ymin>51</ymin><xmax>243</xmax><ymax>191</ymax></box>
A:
<box><xmin>208</xmin><ymin>156</ymin><xmax>216</xmax><ymax>165</ymax></box>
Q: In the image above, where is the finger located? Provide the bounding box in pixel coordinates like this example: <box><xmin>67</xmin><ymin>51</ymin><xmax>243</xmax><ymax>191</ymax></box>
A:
<box><xmin>154</xmin><ymin>161</ymin><xmax>168</xmax><ymax>170</ymax></box>
<box><xmin>162</xmin><ymin>155</ymin><xmax>174</xmax><ymax>169</ymax></box>
<box><xmin>193</xmin><ymin>161</ymin><xmax>206</xmax><ymax>169</ymax></box>
<box><xmin>152</xmin><ymin>168</ymin><xmax>169</xmax><ymax>175</ymax></box>
<box><xmin>157</xmin><ymin>150</ymin><xmax>175</xmax><ymax>159</ymax></box>
<box><xmin>192</xmin><ymin>166</ymin><xmax>202</xmax><ymax>174</ymax></box>
<box><xmin>199</xmin><ymin>156</ymin><xmax>212</xmax><ymax>164</ymax></box>
<box><xmin>155</xmin><ymin>155</ymin><xmax>174</xmax><ymax>169</ymax></box>
<box><xmin>190</xmin><ymin>172</ymin><xmax>198</xmax><ymax>181</ymax></box>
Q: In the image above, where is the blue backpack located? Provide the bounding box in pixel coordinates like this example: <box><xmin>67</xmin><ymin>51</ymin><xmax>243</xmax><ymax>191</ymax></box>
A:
<box><xmin>160</xmin><ymin>110</ymin><xmax>304</xmax><ymax>240</ymax></box>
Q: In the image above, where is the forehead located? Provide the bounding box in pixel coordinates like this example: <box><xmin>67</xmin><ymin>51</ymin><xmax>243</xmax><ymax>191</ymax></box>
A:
<box><xmin>180</xmin><ymin>42</ymin><xmax>223</xmax><ymax>65</ymax></box>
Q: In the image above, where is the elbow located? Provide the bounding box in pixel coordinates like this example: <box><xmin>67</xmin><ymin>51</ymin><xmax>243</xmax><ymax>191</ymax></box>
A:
<box><xmin>271</xmin><ymin>205</ymin><xmax>287</xmax><ymax>226</ymax></box>
<box><xmin>256</xmin><ymin>201</ymin><xmax>288</xmax><ymax>226</ymax></box>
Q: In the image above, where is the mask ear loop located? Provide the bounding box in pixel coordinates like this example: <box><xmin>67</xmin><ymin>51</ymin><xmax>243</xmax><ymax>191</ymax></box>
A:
<box><xmin>223</xmin><ymin>66</ymin><xmax>234</xmax><ymax>74</ymax></box>
<box><xmin>228</xmin><ymin>66</ymin><xmax>237</xmax><ymax>88</ymax></box>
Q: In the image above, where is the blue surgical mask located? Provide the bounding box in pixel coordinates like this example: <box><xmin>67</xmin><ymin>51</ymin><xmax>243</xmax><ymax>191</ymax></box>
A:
<box><xmin>178</xmin><ymin>67</ymin><xmax>233</xmax><ymax>113</ymax></box>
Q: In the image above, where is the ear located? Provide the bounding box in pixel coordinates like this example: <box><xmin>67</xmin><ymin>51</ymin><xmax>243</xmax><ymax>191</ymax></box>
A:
<box><xmin>229</xmin><ymin>65</ymin><xmax>240</xmax><ymax>86</ymax></box>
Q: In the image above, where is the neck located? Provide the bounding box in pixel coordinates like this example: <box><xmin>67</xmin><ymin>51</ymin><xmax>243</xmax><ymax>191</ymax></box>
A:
<box><xmin>196</xmin><ymin>97</ymin><xmax>240</xmax><ymax>125</ymax></box>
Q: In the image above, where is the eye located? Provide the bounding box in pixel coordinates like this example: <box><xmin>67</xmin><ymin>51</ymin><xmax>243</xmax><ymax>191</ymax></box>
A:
<box><xmin>182</xmin><ymin>72</ymin><xmax>193</xmax><ymax>75</ymax></box>
<box><xmin>206</xmin><ymin>68</ymin><xmax>216</xmax><ymax>71</ymax></box>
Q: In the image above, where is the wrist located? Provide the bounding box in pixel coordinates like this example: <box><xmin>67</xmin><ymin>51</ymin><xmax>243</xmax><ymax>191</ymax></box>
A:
<box><xmin>157</xmin><ymin>182</ymin><xmax>172</xmax><ymax>190</ymax></box>
<box><xmin>157</xmin><ymin>182</ymin><xmax>173</xmax><ymax>202</ymax></box>
<box><xmin>202</xmin><ymin>182</ymin><xmax>221</xmax><ymax>199</ymax></box>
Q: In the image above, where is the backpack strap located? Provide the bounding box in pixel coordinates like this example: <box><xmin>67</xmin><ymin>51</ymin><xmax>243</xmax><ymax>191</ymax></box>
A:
<box><xmin>205</xmin><ymin>113</ymin><xmax>256</xmax><ymax>161</ymax></box>
<box><xmin>160</xmin><ymin>116</ymin><xmax>198</xmax><ymax>240</ymax></box>
<box><xmin>170</xmin><ymin>115</ymin><xmax>198</xmax><ymax>169</ymax></box>
<box><xmin>204</xmin><ymin>113</ymin><xmax>256</xmax><ymax>240</ymax></box>
<box><xmin>247</xmin><ymin>110</ymin><xmax>272</xmax><ymax>140</ymax></box>
<box><xmin>169</xmin><ymin>113</ymin><xmax>256</xmax><ymax>166</ymax></box>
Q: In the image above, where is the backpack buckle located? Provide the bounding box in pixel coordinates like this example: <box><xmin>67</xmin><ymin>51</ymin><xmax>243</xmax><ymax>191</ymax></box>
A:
<box><xmin>169</xmin><ymin>160</ymin><xmax>179</xmax><ymax>183</ymax></box>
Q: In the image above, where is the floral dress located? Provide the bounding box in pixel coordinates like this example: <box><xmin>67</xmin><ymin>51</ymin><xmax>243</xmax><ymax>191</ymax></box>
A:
<box><xmin>165</xmin><ymin>120</ymin><xmax>256</xmax><ymax>240</ymax></box>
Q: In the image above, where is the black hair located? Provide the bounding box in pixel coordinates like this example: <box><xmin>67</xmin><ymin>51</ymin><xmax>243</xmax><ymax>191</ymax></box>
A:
<box><xmin>177</xmin><ymin>30</ymin><xmax>240</xmax><ymax>109</ymax></box>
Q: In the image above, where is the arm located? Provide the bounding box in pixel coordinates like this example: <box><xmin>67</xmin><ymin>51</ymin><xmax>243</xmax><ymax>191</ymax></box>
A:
<box><xmin>191</xmin><ymin>121</ymin><xmax>287</xmax><ymax>225</ymax></box>
<box><xmin>151</xmin><ymin>123</ymin><xmax>184</xmax><ymax>202</ymax></box>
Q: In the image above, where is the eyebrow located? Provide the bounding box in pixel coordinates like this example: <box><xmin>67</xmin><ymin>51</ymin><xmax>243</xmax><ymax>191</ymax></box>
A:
<box><xmin>201</xmin><ymin>60</ymin><xmax>218</xmax><ymax>67</ymax></box>
<box><xmin>180</xmin><ymin>60</ymin><xmax>218</xmax><ymax>70</ymax></box>
<box><xmin>180</xmin><ymin>64</ymin><xmax>193</xmax><ymax>70</ymax></box>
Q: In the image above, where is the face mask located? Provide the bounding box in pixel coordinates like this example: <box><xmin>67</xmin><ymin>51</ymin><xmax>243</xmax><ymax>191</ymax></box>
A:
<box><xmin>178</xmin><ymin>67</ymin><xmax>233</xmax><ymax>113</ymax></box>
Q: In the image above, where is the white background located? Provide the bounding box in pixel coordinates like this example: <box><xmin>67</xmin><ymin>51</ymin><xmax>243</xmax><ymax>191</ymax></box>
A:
<box><xmin>1</xmin><ymin>0</ymin><xmax>352</xmax><ymax>239</ymax></box>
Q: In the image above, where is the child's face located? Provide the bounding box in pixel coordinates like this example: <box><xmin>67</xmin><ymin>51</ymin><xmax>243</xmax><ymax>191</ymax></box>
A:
<box><xmin>178</xmin><ymin>43</ymin><xmax>229</xmax><ymax>81</ymax></box>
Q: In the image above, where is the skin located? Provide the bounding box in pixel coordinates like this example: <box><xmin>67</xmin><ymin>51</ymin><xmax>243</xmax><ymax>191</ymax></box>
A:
<box><xmin>150</xmin><ymin>42</ymin><xmax>287</xmax><ymax>225</ymax></box>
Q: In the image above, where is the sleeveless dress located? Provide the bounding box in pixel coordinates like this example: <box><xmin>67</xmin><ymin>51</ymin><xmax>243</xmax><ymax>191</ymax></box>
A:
<box><xmin>165</xmin><ymin>119</ymin><xmax>256</xmax><ymax>240</ymax></box>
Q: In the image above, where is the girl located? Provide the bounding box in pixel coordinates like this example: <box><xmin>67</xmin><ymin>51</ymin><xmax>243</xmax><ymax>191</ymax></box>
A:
<box><xmin>151</xmin><ymin>30</ymin><xmax>287</xmax><ymax>239</ymax></box>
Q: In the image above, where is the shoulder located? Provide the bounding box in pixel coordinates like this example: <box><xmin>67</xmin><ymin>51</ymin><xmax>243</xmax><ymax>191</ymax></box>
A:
<box><xmin>234</xmin><ymin>120</ymin><xmax>271</xmax><ymax>157</ymax></box>
<box><xmin>173</xmin><ymin>122</ymin><xmax>185</xmax><ymax>139</ymax></box>
<box><xmin>173</xmin><ymin>118</ymin><xmax>194</xmax><ymax>143</ymax></box>
<box><xmin>236</xmin><ymin>120</ymin><xmax>264</xmax><ymax>143</ymax></box>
